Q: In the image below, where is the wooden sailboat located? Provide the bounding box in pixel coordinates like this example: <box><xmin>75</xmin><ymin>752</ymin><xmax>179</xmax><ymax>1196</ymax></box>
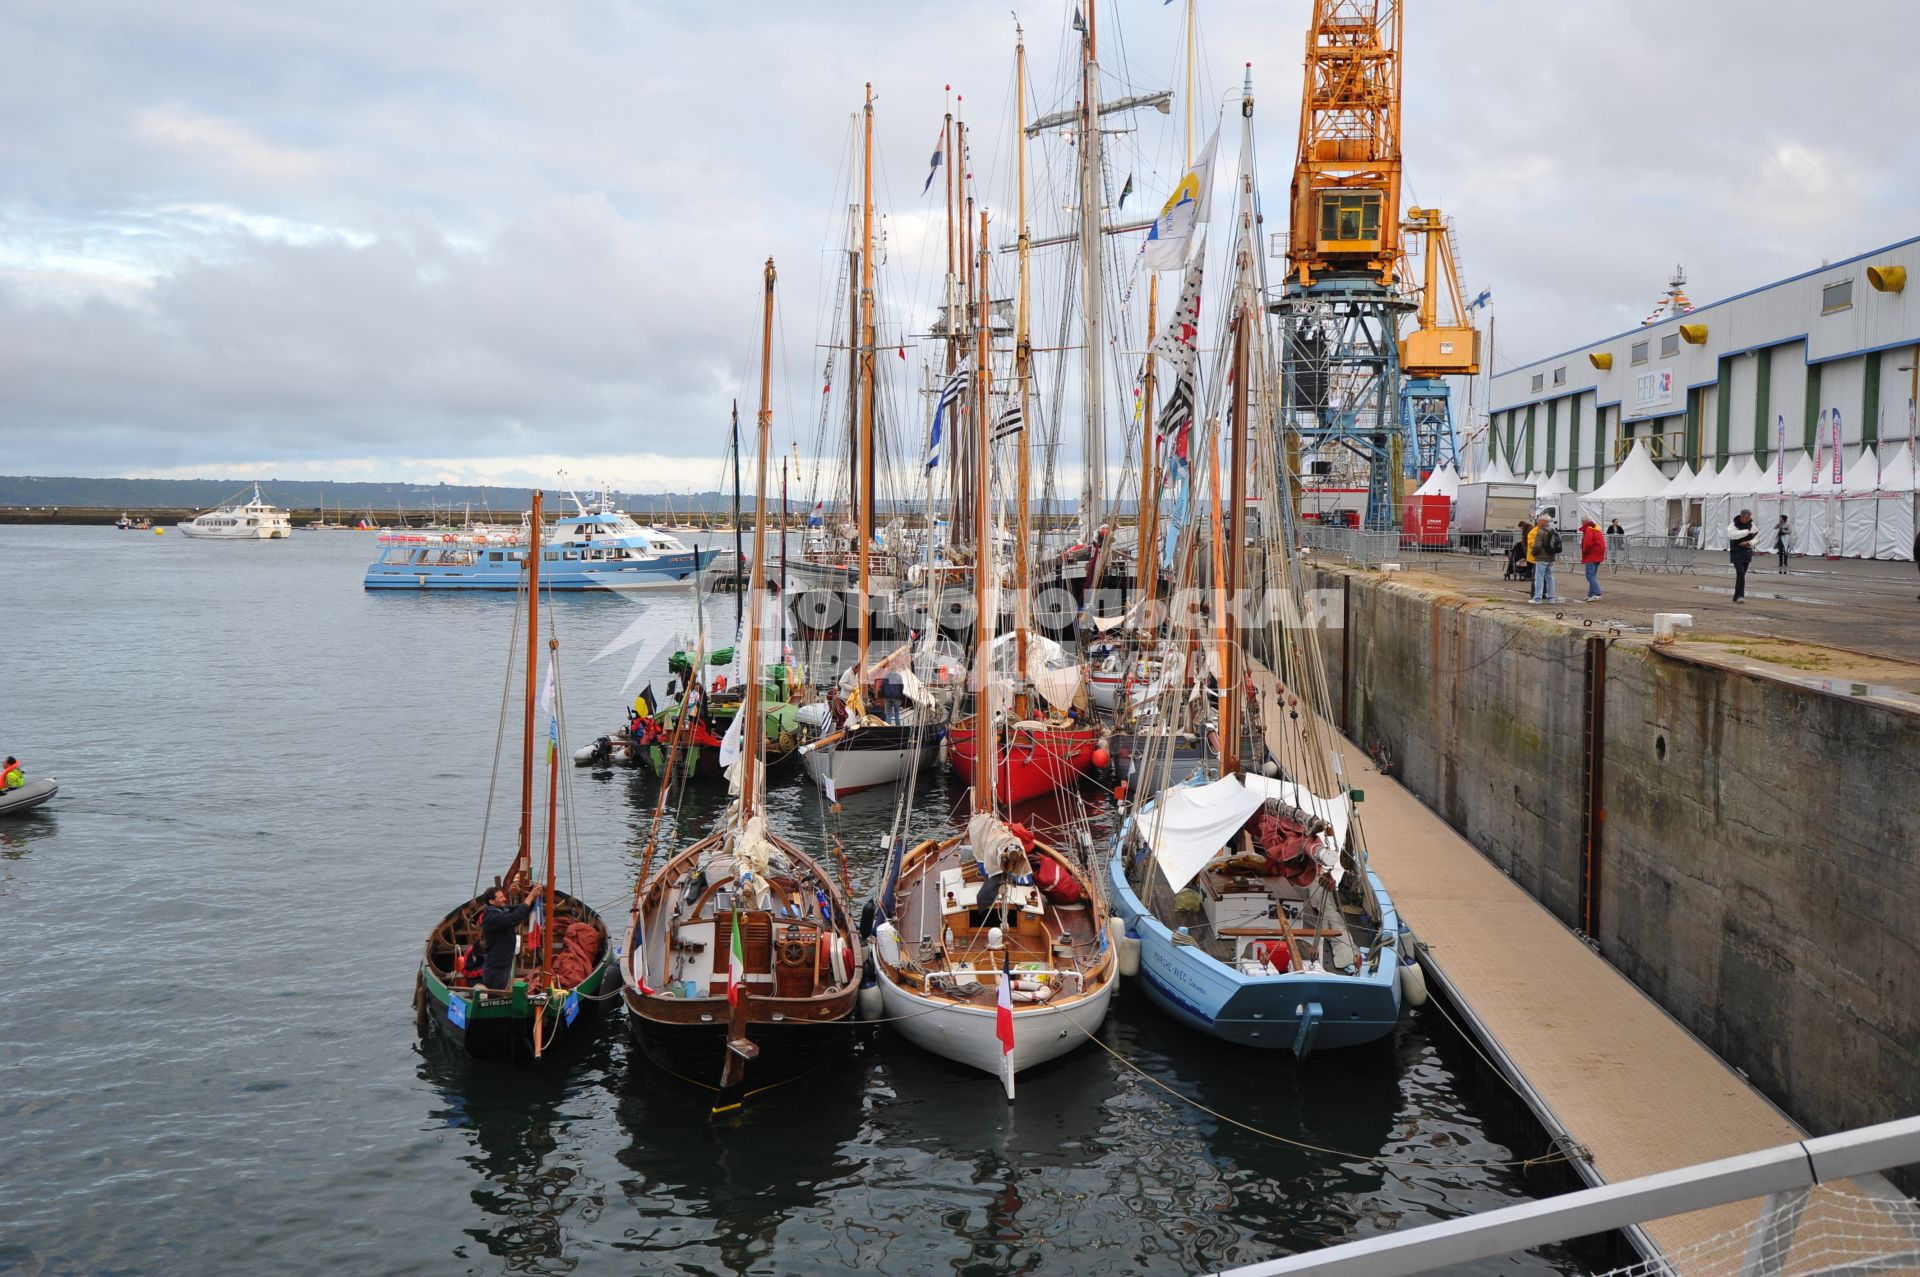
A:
<box><xmin>944</xmin><ymin>39</ymin><xmax>1097</xmax><ymax>806</ymax></box>
<box><xmin>870</xmin><ymin>191</ymin><xmax>1117</xmax><ymax>1102</ymax></box>
<box><xmin>799</xmin><ymin>84</ymin><xmax>945</xmax><ymax>798</ymax></box>
<box><xmin>414</xmin><ymin>490</ymin><xmax>616</xmax><ymax>1059</ymax></box>
<box><xmin>1105</xmin><ymin>73</ymin><xmax>1405</xmax><ymax>1056</ymax></box>
<box><xmin>622</xmin><ymin>258</ymin><xmax>863</xmax><ymax>1114</ymax></box>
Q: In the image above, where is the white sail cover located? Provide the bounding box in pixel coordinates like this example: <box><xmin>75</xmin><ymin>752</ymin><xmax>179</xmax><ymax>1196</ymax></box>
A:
<box><xmin>1144</xmin><ymin>774</ymin><xmax>1352</xmax><ymax>894</ymax></box>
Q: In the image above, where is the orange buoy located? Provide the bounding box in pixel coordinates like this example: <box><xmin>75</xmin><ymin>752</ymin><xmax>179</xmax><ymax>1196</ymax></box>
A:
<box><xmin>1113</xmin><ymin>780</ymin><xmax>1128</xmax><ymax>800</ymax></box>
<box><xmin>1091</xmin><ymin>747</ymin><xmax>1111</xmax><ymax>769</ymax></box>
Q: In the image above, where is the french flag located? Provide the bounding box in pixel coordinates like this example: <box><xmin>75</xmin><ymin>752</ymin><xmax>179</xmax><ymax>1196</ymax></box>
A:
<box><xmin>995</xmin><ymin>957</ymin><xmax>1015</xmax><ymax>1056</ymax></box>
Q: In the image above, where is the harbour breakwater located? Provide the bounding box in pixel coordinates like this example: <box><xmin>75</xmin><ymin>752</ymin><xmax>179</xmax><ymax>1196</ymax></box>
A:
<box><xmin>1303</xmin><ymin>566</ymin><xmax>1920</xmax><ymax>1157</ymax></box>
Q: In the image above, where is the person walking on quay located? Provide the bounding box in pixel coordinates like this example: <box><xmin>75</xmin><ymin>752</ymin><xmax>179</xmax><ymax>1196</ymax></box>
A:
<box><xmin>1774</xmin><ymin>514</ymin><xmax>1791</xmax><ymax>573</ymax></box>
<box><xmin>1728</xmin><ymin>509</ymin><xmax>1758</xmax><ymax>603</ymax></box>
<box><xmin>1579</xmin><ymin>517</ymin><xmax>1606</xmax><ymax>601</ymax></box>
<box><xmin>1527</xmin><ymin>514</ymin><xmax>1561</xmax><ymax>604</ymax></box>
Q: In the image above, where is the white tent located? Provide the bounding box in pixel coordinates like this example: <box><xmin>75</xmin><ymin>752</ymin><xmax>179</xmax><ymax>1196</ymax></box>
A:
<box><xmin>1414</xmin><ymin>461</ymin><xmax>1460</xmax><ymax>498</ymax></box>
<box><xmin>1873</xmin><ymin>442</ymin><xmax>1916</xmax><ymax>561</ymax></box>
<box><xmin>1752</xmin><ymin>454</ymin><xmax>1794</xmax><ymax>547</ymax></box>
<box><xmin>1645</xmin><ymin>462</ymin><xmax>1697</xmax><ymax>541</ymax></box>
<box><xmin>1478</xmin><ymin>450</ymin><xmax>1517</xmax><ymax>484</ymax></box>
<box><xmin>1582</xmin><ymin>441</ymin><xmax>1667</xmax><ymax>536</ymax></box>
<box><xmin>1837</xmin><ymin>447</ymin><xmax>1882</xmax><ymax>558</ymax></box>
<box><xmin>1787</xmin><ymin>449</ymin><xmax>1836</xmax><ymax>556</ymax></box>
<box><xmin>1532</xmin><ymin>469</ymin><xmax>1580</xmax><ymax>526</ymax></box>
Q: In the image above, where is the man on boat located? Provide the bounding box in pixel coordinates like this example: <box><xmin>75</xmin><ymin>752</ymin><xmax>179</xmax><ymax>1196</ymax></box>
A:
<box><xmin>478</xmin><ymin>881</ymin><xmax>539</xmax><ymax>990</ymax></box>
<box><xmin>2</xmin><ymin>757</ymin><xmax>23</xmax><ymax>791</ymax></box>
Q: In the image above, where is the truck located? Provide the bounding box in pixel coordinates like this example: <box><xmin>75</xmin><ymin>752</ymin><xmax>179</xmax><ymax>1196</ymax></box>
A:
<box><xmin>1453</xmin><ymin>481</ymin><xmax>1536</xmax><ymax>553</ymax></box>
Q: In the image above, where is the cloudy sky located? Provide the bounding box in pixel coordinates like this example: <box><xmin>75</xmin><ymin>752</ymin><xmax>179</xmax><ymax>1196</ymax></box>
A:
<box><xmin>2</xmin><ymin>0</ymin><xmax>1914</xmax><ymax>494</ymax></box>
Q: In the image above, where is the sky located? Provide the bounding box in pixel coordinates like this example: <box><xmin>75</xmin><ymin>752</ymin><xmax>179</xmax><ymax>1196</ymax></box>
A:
<box><xmin>2</xmin><ymin>0</ymin><xmax>1915</xmax><ymax>497</ymax></box>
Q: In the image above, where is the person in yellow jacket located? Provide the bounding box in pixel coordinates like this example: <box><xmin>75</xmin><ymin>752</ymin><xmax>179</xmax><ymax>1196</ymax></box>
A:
<box><xmin>1525</xmin><ymin>515</ymin><xmax>1562</xmax><ymax>604</ymax></box>
<box><xmin>2</xmin><ymin>757</ymin><xmax>23</xmax><ymax>790</ymax></box>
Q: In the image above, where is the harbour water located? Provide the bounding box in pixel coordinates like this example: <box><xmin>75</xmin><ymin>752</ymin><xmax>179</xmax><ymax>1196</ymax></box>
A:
<box><xmin>1</xmin><ymin>525</ymin><xmax>1598</xmax><ymax>1275</ymax></box>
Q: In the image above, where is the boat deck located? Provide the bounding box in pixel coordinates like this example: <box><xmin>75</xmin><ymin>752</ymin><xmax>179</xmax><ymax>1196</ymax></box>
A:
<box><xmin>1249</xmin><ymin>660</ymin><xmax>1807</xmax><ymax>1264</ymax></box>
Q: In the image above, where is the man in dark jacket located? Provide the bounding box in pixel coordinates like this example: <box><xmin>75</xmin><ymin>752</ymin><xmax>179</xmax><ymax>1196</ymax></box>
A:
<box><xmin>479</xmin><ymin>882</ymin><xmax>537</xmax><ymax>990</ymax></box>
<box><xmin>1527</xmin><ymin>515</ymin><xmax>1561</xmax><ymax>604</ymax></box>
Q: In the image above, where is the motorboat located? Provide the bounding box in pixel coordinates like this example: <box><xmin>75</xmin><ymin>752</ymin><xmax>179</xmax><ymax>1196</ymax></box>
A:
<box><xmin>176</xmin><ymin>486</ymin><xmax>291</xmax><ymax>539</ymax></box>
<box><xmin>0</xmin><ymin>776</ymin><xmax>58</xmax><ymax>816</ymax></box>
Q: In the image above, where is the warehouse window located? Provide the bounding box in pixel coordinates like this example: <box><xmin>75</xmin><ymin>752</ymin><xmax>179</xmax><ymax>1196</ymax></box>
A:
<box><xmin>1660</xmin><ymin>333</ymin><xmax>1679</xmax><ymax>358</ymax></box>
<box><xmin>1531</xmin><ymin>373</ymin><xmax>1544</xmax><ymax>393</ymax></box>
<box><xmin>1821</xmin><ymin>279</ymin><xmax>1853</xmax><ymax>313</ymax></box>
<box><xmin>1631</xmin><ymin>340</ymin><xmax>1649</xmax><ymax>365</ymax></box>
<box><xmin>1553</xmin><ymin>366</ymin><xmax>1567</xmax><ymax>386</ymax></box>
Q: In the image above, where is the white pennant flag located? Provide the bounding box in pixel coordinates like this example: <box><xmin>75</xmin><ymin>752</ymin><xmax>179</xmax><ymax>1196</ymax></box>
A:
<box><xmin>1142</xmin><ymin>130</ymin><xmax>1218</xmax><ymax>272</ymax></box>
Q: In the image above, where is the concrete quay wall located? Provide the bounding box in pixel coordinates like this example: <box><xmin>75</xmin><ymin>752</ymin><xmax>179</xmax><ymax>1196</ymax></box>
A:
<box><xmin>1314</xmin><ymin>567</ymin><xmax>1920</xmax><ymax>1145</ymax></box>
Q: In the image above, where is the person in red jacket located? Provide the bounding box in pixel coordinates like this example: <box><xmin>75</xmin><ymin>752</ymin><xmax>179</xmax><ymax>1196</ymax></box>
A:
<box><xmin>1579</xmin><ymin>517</ymin><xmax>1607</xmax><ymax>602</ymax></box>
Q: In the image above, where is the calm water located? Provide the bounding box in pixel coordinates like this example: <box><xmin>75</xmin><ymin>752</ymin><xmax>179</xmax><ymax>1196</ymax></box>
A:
<box><xmin>0</xmin><ymin>525</ymin><xmax>1595</xmax><ymax>1276</ymax></box>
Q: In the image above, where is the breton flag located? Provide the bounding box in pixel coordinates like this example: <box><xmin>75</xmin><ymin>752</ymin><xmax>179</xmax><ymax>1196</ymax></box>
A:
<box><xmin>992</xmin><ymin>399</ymin><xmax>1024</xmax><ymax>442</ymax></box>
<box><xmin>927</xmin><ymin>368</ymin><xmax>967</xmax><ymax>471</ymax></box>
<box><xmin>921</xmin><ymin>124</ymin><xmax>945</xmax><ymax>195</ymax></box>
<box><xmin>726</xmin><ymin>909</ymin><xmax>745</xmax><ymax>1006</ymax></box>
<box><xmin>1152</xmin><ymin>254</ymin><xmax>1205</xmax><ymax>471</ymax></box>
<box><xmin>1142</xmin><ymin>130</ymin><xmax>1218</xmax><ymax>272</ymax></box>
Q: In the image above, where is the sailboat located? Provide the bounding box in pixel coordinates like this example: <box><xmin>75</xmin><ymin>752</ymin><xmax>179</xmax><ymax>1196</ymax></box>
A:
<box><xmin>621</xmin><ymin>258</ymin><xmax>863</xmax><ymax>1114</ymax></box>
<box><xmin>1104</xmin><ymin>72</ymin><xmax>1405</xmax><ymax>1056</ymax></box>
<box><xmin>798</xmin><ymin>85</ymin><xmax>946</xmax><ymax>798</ymax></box>
<box><xmin>943</xmin><ymin>29</ymin><xmax>1097</xmax><ymax>807</ymax></box>
<box><xmin>869</xmin><ymin>179</ymin><xmax>1117</xmax><ymax>1101</ymax></box>
<box><xmin>414</xmin><ymin>490</ymin><xmax>617</xmax><ymax>1059</ymax></box>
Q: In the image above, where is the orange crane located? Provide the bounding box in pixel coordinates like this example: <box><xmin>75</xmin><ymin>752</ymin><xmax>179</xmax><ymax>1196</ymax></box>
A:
<box><xmin>1399</xmin><ymin>206</ymin><xmax>1481</xmax><ymax>379</ymax></box>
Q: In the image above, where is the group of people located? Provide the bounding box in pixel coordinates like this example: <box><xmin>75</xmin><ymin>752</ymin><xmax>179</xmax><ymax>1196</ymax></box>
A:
<box><xmin>1513</xmin><ymin>514</ymin><xmax>1610</xmax><ymax>604</ymax></box>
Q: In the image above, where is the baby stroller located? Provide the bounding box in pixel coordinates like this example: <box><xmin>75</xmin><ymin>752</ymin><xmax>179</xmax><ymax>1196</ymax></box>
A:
<box><xmin>1502</xmin><ymin>537</ymin><xmax>1530</xmax><ymax>581</ymax></box>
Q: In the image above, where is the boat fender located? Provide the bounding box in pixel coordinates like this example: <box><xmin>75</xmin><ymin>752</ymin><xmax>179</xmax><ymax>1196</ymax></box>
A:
<box><xmin>1106</xmin><ymin>915</ymin><xmax>1142</xmax><ymax>978</ymax></box>
<box><xmin>859</xmin><ymin>898</ymin><xmax>877</xmax><ymax>940</ymax></box>
<box><xmin>857</xmin><ymin>979</ymin><xmax>884</xmax><ymax>1021</ymax></box>
<box><xmin>1399</xmin><ymin>955</ymin><xmax>1429</xmax><ymax>1008</ymax></box>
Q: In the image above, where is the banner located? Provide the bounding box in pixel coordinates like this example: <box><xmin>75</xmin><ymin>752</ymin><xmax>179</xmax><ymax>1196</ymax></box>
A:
<box><xmin>1831</xmin><ymin>408</ymin><xmax>1843</xmax><ymax>484</ymax></box>
<box><xmin>1142</xmin><ymin>131</ymin><xmax>1218</xmax><ymax>272</ymax></box>
<box><xmin>1776</xmin><ymin>414</ymin><xmax>1785</xmax><ymax>484</ymax></box>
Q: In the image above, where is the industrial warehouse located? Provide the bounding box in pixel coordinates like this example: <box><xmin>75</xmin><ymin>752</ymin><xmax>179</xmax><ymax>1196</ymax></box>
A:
<box><xmin>1486</xmin><ymin>235</ymin><xmax>1920</xmax><ymax>558</ymax></box>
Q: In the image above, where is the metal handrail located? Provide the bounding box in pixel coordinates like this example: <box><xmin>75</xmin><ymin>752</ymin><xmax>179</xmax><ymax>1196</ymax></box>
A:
<box><xmin>1210</xmin><ymin>1116</ymin><xmax>1920</xmax><ymax>1277</ymax></box>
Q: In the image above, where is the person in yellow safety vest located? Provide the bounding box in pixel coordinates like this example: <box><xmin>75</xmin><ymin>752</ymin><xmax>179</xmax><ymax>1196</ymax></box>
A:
<box><xmin>2</xmin><ymin>757</ymin><xmax>23</xmax><ymax>790</ymax></box>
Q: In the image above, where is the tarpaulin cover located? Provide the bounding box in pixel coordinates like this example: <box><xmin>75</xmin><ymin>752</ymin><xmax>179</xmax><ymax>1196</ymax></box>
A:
<box><xmin>1143</xmin><ymin>774</ymin><xmax>1352</xmax><ymax>894</ymax></box>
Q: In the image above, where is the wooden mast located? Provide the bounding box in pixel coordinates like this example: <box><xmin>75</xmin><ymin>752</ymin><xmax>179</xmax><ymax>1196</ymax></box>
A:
<box><xmin>857</xmin><ymin>83</ymin><xmax>876</xmax><ymax>676</ymax></box>
<box><xmin>515</xmin><ymin>490</ymin><xmax>543</xmax><ymax>878</ymax></box>
<box><xmin>972</xmin><ymin>212</ymin><xmax>995</xmax><ymax>816</ymax></box>
<box><xmin>1141</xmin><ymin>279</ymin><xmax>1159</xmax><ymax>623</ymax></box>
<box><xmin>1079</xmin><ymin>1</ymin><xmax>1106</xmax><ymax>539</ymax></box>
<box><xmin>540</xmin><ymin>631</ymin><xmax>558</xmax><ymax>977</ymax></box>
<box><xmin>741</xmin><ymin>258</ymin><xmax>776</xmax><ymax>818</ymax></box>
<box><xmin>845</xmin><ymin>211</ymin><xmax>860</xmax><ymax>538</ymax></box>
<box><xmin>1013</xmin><ymin>27</ymin><xmax>1032</xmax><ymax>679</ymax></box>
<box><xmin>1222</xmin><ymin>302</ymin><xmax>1249</xmax><ymax>777</ymax></box>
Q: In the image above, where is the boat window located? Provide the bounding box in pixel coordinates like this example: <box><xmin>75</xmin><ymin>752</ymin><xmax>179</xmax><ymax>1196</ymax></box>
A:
<box><xmin>489</xmin><ymin>551</ymin><xmax>504</xmax><ymax>562</ymax></box>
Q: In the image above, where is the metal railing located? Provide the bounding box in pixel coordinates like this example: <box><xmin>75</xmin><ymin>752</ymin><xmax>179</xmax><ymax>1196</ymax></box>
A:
<box><xmin>1210</xmin><ymin>1116</ymin><xmax>1920</xmax><ymax>1277</ymax></box>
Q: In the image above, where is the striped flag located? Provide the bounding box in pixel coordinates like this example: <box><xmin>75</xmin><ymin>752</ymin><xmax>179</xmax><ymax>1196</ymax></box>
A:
<box><xmin>539</xmin><ymin>660</ymin><xmax>558</xmax><ymax>763</ymax></box>
<box><xmin>920</xmin><ymin>123</ymin><xmax>945</xmax><ymax>195</ymax></box>
<box><xmin>992</xmin><ymin>399</ymin><xmax>1024</xmax><ymax>442</ymax></box>
<box><xmin>927</xmin><ymin>368</ymin><xmax>967</xmax><ymax>471</ymax></box>
<box><xmin>727</xmin><ymin>909</ymin><xmax>745</xmax><ymax>1006</ymax></box>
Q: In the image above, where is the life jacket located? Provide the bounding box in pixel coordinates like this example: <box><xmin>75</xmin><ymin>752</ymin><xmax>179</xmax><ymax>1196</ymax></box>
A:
<box><xmin>1249</xmin><ymin>939</ymin><xmax>1293</xmax><ymax>972</ymax></box>
<box><xmin>691</xmin><ymin>717</ymin><xmax>724</xmax><ymax>749</ymax></box>
<box><xmin>1031</xmin><ymin>852</ymin><xmax>1083</xmax><ymax>905</ymax></box>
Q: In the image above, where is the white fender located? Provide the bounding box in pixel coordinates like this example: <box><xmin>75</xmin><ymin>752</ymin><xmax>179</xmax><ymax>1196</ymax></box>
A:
<box><xmin>1399</xmin><ymin>955</ymin><xmax>1429</xmax><ymax>1008</ymax></box>
<box><xmin>571</xmin><ymin>745</ymin><xmax>599</xmax><ymax>765</ymax></box>
<box><xmin>857</xmin><ymin>981</ymin><xmax>884</xmax><ymax>1020</ymax></box>
<box><xmin>829</xmin><ymin>936</ymin><xmax>852</xmax><ymax>987</ymax></box>
<box><xmin>1107</xmin><ymin>915</ymin><xmax>1141</xmax><ymax>978</ymax></box>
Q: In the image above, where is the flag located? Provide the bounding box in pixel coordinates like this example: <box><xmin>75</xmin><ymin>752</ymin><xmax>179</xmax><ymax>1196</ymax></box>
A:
<box><xmin>1776</xmin><ymin>415</ymin><xmax>1785</xmax><ymax>484</ymax></box>
<box><xmin>633</xmin><ymin>684</ymin><xmax>656</xmax><ymax>719</ymax></box>
<box><xmin>1118</xmin><ymin>173</ymin><xmax>1135</xmax><ymax>209</ymax></box>
<box><xmin>807</xmin><ymin>501</ymin><xmax>825</xmax><ymax>527</ymax></box>
<box><xmin>928</xmin><ymin>368</ymin><xmax>967</xmax><ymax>471</ymax></box>
<box><xmin>995</xmin><ymin>952</ymin><xmax>1015</xmax><ymax>1055</ymax></box>
<box><xmin>1831</xmin><ymin>409</ymin><xmax>1843</xmax><ymax>483</ymax></box>
<box><xmin>1072</xmin><ymin>6</ymin><xmax>1085</xmax><ymax>33</ymax></box>
<box><xmin>1152</xmin><ymin>254</ymin><xmax>1204</xmax><ymax>471</ymax></box>
<box><xmin>992</xmin><ymin>399</ymin><xmax>1024</xmax><ymax>442</ymax></box>
<box><xmin>527</xmin><ymin>893</ymin><xmax>544</xmax><ymax>958</ymax></box>
<box><xmin>727</xmin><ymin>909</ymin><xmax>745</xmax><ymax>1006</ymax></box>
<box><xmin>1142</xmin><ymin>130</ymin><xmax>1218</xmax><ymax>272</ymax></box>
<box><xmin>921</xmin><ymin>126</ymin><xmax>945</xmax><ymax>195</ymax></box>
<box><xmin>539</xmin><ymin>660</ymin><xmax>558</xmax><ymax>763</ymax></box>
<box><xmin>718</xmin><ymin>699</ymin><xmax>745</xmax><ymax>767</ymax></box>
<box><xmin>1468</xmin><ymin>289</ymin><xmax>1491</xmax><ymax>311</ymax></box>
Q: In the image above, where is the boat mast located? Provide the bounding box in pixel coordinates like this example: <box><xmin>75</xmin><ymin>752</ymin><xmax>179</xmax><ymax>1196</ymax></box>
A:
<box><xmin>973</xmin><ymin>211</ymin><xmax>996</xmax><ymax>816</ymax></box>
<box><xmin>1079</xmin><ymin>4</ymin><xmax>1106</xmax><ymax>540</ymax></box>
<box><xmin>845</xmin><ymin>206</ymin><xmax>861</xmax><ymax>536</ymax></box>
<box><xmin>1141</xmin><ymin>279</ymin><xmax>1159</xmax><ymax>622</ymax></box>
<box><xmin>1222</xmin><ymin>297</ymin><xmax>1248</xmax><ymax>778</ymax></box>
<box><xmin>541</xmin><ymin>628</ymin><xmax>559</xmax><ymax>977</ymax></box>
<box><xmin>731</xmin><ymin>400</ymin><xmax>743</xmax><ymax>631</ymax></box>
<box><xmin>516</xmin><ymin>490</ymin><xmax>543</xmax><ymax>876</ymax></box>
<box><xmin>1014</xmin><ymin>26</ymin><xmax>1032</xmax><ymax>678</ymax></box>
<box><xmin>779</xmin><ymin>456</ymin><xmax>788</xmax><ymax>655</ymax></box>
<box><xmin>742</xmin><ymin>258</ymin><xmax>777</xmax><ymax>819</ymax></box>
<box><xmin>857</xmin><ymin>83</ymin><xmax>877</xmax><ymax>675</ymax></box>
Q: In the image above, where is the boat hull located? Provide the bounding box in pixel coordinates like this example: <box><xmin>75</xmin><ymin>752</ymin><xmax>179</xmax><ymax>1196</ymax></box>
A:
<box><xmin>365</xmin><ymin>547</ymin><xmax>721</xmax><ymax>591</ymax></box>
<box><xmin>874</xmin><ymin>968</ymin><xmax>1114</xmax><ymax>1089</ymax></box>
<box><xmin>0</xmin><ymin>776</ymin><xmax>57</xmax><ymax>816</ymax></box>
<box><xmin>801</xmin><ymin>724</ymin><xmax>939</xmax><ymax>795</ymax></box>
<box><xmin>1106</xmin><ymin>848</ymin><xmax>1402</xmax><ymax>1053</ymax></box>
<box><xmin>947</xmin><ymin>722</ymin><xmax>1097</xmax><ymax>805</ymax></box>
<box><xmin>624</xmin><ymin>1000</ymin><xmax>853</xmax><ymax>1099</ymax></box>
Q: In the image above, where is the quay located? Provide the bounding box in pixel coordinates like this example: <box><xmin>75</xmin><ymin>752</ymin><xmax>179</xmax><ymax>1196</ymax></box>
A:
<box><xmin>1253</xmin><ymin>553</ymin><xmax>1920</xmax><ymax>1266</ymax></box>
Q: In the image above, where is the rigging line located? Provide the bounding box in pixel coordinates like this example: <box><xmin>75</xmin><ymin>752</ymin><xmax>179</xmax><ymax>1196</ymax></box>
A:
<box><xmin>473</xmin><ymin>561</ymin><xmax>529</xmax><ymax>897</ymax></box>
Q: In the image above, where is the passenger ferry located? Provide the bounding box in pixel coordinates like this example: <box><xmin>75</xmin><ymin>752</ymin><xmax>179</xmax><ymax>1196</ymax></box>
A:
<box><xmin>362</xmin><ymin>489</ymin><xmax>721</xmax><ymax>591</ymax></box>
<box><xmin>176</xmin><ymin>486</ymin><xmax>291</xmax><ymax>539</ymax></box>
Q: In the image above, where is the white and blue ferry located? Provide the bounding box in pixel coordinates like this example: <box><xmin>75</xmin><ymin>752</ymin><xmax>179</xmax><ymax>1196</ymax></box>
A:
<box><xmin>363</xmin><ymin>490</ymin><xmax>721</xmax><ymax>591</ymax></box>
<box><xmin>1106</xmin><ymin>771</ymin><xmax>1407</xmax><ymax>1057</ymax></box>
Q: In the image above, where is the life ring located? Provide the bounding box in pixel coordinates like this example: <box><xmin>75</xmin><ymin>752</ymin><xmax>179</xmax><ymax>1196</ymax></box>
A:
<box><xmin>829</xmin><ymin>936</ymin><xmax>852</xmax><ymax>986</ymax></box>
<box><xmin>442</xmin><ymin>534</ymin><xmax>455</xmax><ymax>544</ymax></box>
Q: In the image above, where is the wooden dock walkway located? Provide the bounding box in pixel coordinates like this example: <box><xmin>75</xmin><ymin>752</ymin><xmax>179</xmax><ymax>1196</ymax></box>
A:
<box><xmin>1250</xmin><ymin>663</ymin><xmax>1806</xmax><ymax>1261</ymax></box>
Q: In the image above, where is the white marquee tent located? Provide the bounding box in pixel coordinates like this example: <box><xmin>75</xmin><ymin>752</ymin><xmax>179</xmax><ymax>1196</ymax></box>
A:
<box><xmin>1581</xmin><ymin>441</ymin><xmax>1667</xmax><ymax>537</ymax></box>
<box><xmin>1701</xmin><ymin>456</ymin><xmax>1769</xmax><ymax>551</ymax></box>
<box><xmin>1414</xmin><ymin>461</ymin><xmax>1461</xmax><ymax>498</ymax></box>
<box><xmin>1873</xmin><ymin>442</ymin><xmax>1916</xmax><ymax>561</ymax></box>
<box><xmin>1788</xmin><ymin>449</ymin><xmax>1837</xmax><ymax>555</ymax></box>
<box><xmin>1646</xmin><ymin>462</ymin><xmax>1698</xmax><ymax>540</ymax></box>
<box><xmin>1837</xmin><ymin>447</ymin><xmax>1882</xmax><ymax>558</ymax></box>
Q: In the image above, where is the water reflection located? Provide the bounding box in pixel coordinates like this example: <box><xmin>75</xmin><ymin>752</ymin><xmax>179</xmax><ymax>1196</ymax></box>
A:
<box><xmin>415</xmin><ymin>1021</ymin><xmax>616</xmax><ymax>1275</ymax></box>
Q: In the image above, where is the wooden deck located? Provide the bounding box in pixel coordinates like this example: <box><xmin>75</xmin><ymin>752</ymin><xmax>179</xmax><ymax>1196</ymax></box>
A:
<box><xmin>1249</xmin><ymin>661</ymin><xmax>1807</xmax><ymax>1263</ymax></box>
